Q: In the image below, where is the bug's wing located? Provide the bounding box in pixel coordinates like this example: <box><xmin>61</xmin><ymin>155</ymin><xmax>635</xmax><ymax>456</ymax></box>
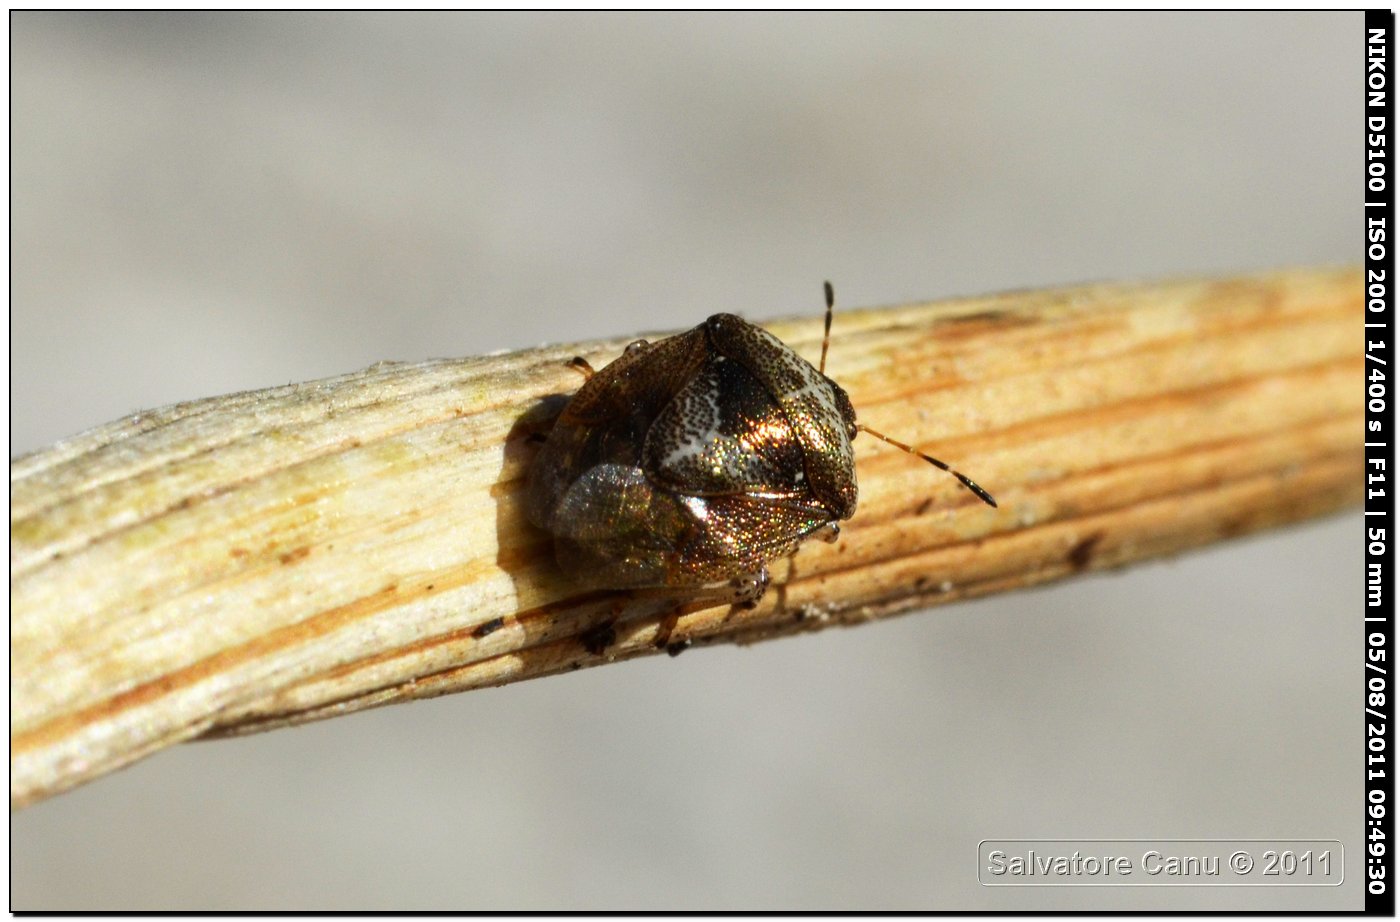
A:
<box><xmin>547</xmin><ymin>463</ymin><xmax>659</xmax><ymax>543</ymax></box>
<box><xmin>546</xmin><ymin>466</ymin><xmax>830</xmax><ymax>589</ymax></box>
<box><xmin>642</xmin><ymin>356</ymin><xmax>807</xmax><ymax>498</ymax></box>
<box><xmin>527</xmin><ymin>327</ymin><xmax>709</xmax><ymax>530</ymax></box>
<box><xmin>673</xmin><ymin>493</ymin><xmax>834</xmax><ymax>581</ymax></box>
<box><xmin>540</xmin><ymin>462</ymin><xmax>680</xmax><ymax>589</ymax></box>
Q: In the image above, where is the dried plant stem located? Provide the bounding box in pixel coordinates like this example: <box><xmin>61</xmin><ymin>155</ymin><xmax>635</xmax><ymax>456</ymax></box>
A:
<box><xmin>10</xmin><ymin>267</ymin><xmax>1362</xmax><ymax>809</ymax></box>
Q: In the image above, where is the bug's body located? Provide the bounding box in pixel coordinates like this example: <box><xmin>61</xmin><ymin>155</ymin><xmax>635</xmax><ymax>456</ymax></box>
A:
<box><xmin>526</xmin><ymin>313</ymin><xmax>858</xmax><ymax>602</ymax></box>
<box><xmin>526</xmin><ymin>286</ymin><xmax>995</xmax><ymax>607</ymax></box>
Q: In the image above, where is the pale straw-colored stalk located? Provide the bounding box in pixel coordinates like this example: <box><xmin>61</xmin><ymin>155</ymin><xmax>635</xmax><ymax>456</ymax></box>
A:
<box><xmin>10</xmin><ymin>267</ymin><xmax>1362</xmax><ymax>808</ymax></box>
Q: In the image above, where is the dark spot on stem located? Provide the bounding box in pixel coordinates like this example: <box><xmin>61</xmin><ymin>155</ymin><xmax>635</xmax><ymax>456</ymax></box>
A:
<box><xmin>472</xmin><ymin>617</ymin><xmax>506</xmax><ymax>639</ymax></box>
<box><xmin>580</xmin><ymin>620</ymin><xmax>617</xmax><ymax>656</ymax></box>
<box><xmin>1068</xmin><ymin>532</ymin><xmax>1105</xmax><ymax>571</ymax></box>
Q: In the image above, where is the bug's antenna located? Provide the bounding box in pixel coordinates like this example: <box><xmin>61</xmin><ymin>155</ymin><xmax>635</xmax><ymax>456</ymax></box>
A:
<box><xmin>820</xmin><ymin>281</ymin><xmax>835</xmax><ymax>375</ymax></box>
<box><xmin>856</xmin><ymin>424</ymin><xmax>998</xmax><ymax>508</ymax></box>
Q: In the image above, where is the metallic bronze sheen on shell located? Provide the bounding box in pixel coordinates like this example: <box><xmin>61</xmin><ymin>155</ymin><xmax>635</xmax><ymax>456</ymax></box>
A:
<box><xmin>526</xmin><ymin>313</ymin><xmax>859</xmax><ymax>595</ymax></box>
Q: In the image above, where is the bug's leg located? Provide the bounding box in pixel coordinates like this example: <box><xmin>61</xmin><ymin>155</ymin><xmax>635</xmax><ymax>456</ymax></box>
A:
<box><xmin>637</xmin><ymin>566</ymin><xmax>772</xmax><ymax>651</ymax></box>
<box><xmin>640</xmin><ymin>568</ymin><xmax>772</xmax><ymax>610</ymax></box>
<box><xmin>772</xmin><ymin>524</ymin><xmax>838</xmax><ymax>612</ymax></box>
<box><xmin>653</xmin><ymin>605</ymin><xmax>683</xmax><ymax>652</ymax></box>
<box><xmin>567</xmin><ymin>356</ymin><xmax>596</xmax><ymax>379</ymax></box>
<box><xmin>771</xmin><ymin>548</ymin><xmax>800</xmax><ymax>613</ymax></box>
<box><xmin>729</xmin><ymin>565</ymin><xmax>770</xmax><ymax>609</ymax></box>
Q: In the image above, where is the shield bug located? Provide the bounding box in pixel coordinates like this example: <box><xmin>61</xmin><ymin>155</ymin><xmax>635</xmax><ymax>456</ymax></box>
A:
<box><xmin>526</xmin><ymin>283</ymin><xmax>996</xmax><ymax>608</ymax></box>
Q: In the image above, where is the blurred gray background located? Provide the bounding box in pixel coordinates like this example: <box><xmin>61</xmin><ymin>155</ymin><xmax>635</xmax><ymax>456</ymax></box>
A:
<box><xmin>11</xmin><ymin>12</ymin><xmax>1360</xmax><ymax>910</ymax></box>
